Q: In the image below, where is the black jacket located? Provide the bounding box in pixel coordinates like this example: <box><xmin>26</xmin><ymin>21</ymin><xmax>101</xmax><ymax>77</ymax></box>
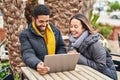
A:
<box><xmin>19</xmin><ymin>23</ymin><xmax>66</xmax><ymax>69</ymax></box>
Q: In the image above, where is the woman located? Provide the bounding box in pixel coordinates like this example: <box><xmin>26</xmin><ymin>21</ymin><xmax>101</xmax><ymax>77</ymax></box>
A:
<box><xmin>68</xmin><ymin>13</ymin><xmax>117</xmax><ymax>80</ymax></box>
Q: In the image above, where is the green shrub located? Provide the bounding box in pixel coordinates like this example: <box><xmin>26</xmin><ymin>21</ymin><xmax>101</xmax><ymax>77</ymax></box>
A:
<box><xmin>0</xmin><ymin>61</ymin><xmax>21</xmax><ymax>80</ymax></box>
<box><xmin>0</xmin><ymin>61</ymin><xmax>10</xmax><ymax>80</ymax></box>
<box><xmin>95</xmin><ymin>24</ymin><xmax>113</xmax><ymax>38</ymax></box>
<box><xmin>89</xmin><ymin>11</ymin><xmax>113</xmax><ymax>38</ymax></box>
<box><xmin>14</xmin><ymin>72</ymin><xmax>21</xmax><ymax>80</ymax></box>
<box><xmin>108</xmin><ymin>1</ymin><xmax>120</xmax><ymax>11</ymax></box>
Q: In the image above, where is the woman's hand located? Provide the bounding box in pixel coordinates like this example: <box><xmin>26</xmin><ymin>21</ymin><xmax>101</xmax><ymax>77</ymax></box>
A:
<box><xmin>37</xmin><ymin>62</ymin><xmax>50</xmax><ymax>75</ymax></box>
<box><xmin>68</xmin><ymin>49</ymin><xmax>78</xmax><ymax>54</ymax></box>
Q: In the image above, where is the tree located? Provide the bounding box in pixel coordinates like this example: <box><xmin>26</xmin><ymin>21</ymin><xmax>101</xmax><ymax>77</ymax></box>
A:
<box><xmin>25</xmin><ymin>0</ymin><xmax>38</xmax><ymax>24</ymax></box>
<box><xmin>0</xmin><ymin>0</ymin><xmax>27</xmax><ymax>73</ymax></box>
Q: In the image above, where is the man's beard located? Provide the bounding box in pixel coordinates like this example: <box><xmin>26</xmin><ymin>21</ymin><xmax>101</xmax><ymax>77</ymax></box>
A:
<box><xmin>35</xmin><ymin>23</ymin><xmax>47</xmax><ymax>32</ymax></box>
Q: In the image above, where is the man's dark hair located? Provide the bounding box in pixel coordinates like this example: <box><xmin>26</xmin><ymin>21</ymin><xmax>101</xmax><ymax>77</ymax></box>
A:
<box><xmin>33</xmin><ymin>4</ymin><xmax>50</xmax><ymax>18</ymax></box>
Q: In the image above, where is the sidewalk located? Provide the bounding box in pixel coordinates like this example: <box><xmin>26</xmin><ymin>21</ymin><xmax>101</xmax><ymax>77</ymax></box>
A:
<box><xmin>108</xmin><ymin>40</ymin><xmax>120</xmax><ymax>54</ymax></box>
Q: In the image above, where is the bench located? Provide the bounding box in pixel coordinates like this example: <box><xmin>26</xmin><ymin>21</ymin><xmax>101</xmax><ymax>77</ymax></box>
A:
<box><xmin>110</xmin><ymin>53</ymin><xmax>120</xmax><ymax>71</ymax></box>
<box><xmin>21</xmin><ymin>64</ymin><xmax>113</xmax><ymax>80</ymax></box>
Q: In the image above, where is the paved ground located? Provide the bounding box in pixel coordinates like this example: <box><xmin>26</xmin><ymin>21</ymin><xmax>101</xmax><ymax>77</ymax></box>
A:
<box><xmin>108</xmin><ymin>40</ymin><xmax>120</xmax><ymax>54</ymax></box>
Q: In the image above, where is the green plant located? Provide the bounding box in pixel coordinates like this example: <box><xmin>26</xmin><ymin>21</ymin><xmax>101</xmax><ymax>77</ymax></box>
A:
<box><xmin>108</xmin><ymin>1</ymin><xmax>120</xmax><ymax>11</ymax></box>
<box><xmin>14</xmin><ymin>72</ymin><xmax>21</xmax><ymax>80</ymax></box>
<box><xmin>89</xmin><ymin>10</ymin><xmax>113</xmax><ymax>38</ymax></box>
<box><xmin>95</xmin><ymin>24</ymin><xmax>113</xmax><ymax>38</ymax></box>
<box><xmin>0</xmin><ymin>61</ymin><xmax>10</xmax><ymax>79</ymax></box>
<box><xmin>89</xmin><ymin>13</ymin><xmax>99</xmax><ymax>27</ymax></box>
<box><xmin>0</xmin><ymin>61</ymin><xmax>21</xmax><ymax>80</ymax></box>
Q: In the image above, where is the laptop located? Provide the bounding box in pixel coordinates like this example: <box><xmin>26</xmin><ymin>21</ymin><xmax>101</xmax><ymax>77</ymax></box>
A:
<box><xmin>44</xmin><ymin>53</ymin><xmax>79</xmax><ymax>73</ymax></box>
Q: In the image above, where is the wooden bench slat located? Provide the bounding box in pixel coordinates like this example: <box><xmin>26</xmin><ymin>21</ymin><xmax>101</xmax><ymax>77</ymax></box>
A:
<box><xmin>70</xmin><ymin>71</ymin><xmax>88</xmax><ymax>80</ymax></box>
<box><xmin>79</xmin><ymin>70</ymin><xmax>97</xmax><ymax>80</ymax></box>
<box><xmin>81</xmin><ymin>65</ymin><xmax>113</xmax><ymax>80</ymax></box>
<box><xmin>21</xmin><ymin>67</ymin><xmax>37</xmax><ymax>80</ymax></box>
<box><xmin>56</xmin><ymin>72</ymin><xmax>71</xmax><ymax>80</ymax></box>
<box><xmin>76</xmin><ymin>67</ymin><xmax>96</xmax><ymax>80</ymax></box>
<box><xmin>76</xmin><ymin>65</ymin><xmax>112</xmax><ymax>80</ymax></box>
<box><xmin>49</xmin><ymin>73</ymin><xmax>63</xmax><ymax>80</ymax></box>
<box><xmin>28</xmin><ymin>67</ymin><xmax>45</xmax><ymax>80</ymax></box>
<box><xmin>63</xmin><ymin>71</ymin><xmax>79</xmax><ymax>80</ymax></box>
<box><xmin>43</xmin><ymin>74</ymin><xmax>54</xmax><ymax>80</ymax></box>
<box><xmin>76</xmin><ymin>65</ymin><xmax>105</xmax><ymax>80</ymax></box>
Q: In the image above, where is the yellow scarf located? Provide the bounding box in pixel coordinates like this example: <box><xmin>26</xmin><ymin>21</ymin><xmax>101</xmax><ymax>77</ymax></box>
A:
<box><xmin>32</xmin><ymin>22</ymin><xmax>56</xmax><ymax>55</ymax></box>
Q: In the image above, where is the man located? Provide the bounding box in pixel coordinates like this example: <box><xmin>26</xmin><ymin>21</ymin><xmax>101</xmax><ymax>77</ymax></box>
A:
<box><xmin>19</xmin><ymin>4</ymin><xmax>66</xmax><ymax>75</ymax></box>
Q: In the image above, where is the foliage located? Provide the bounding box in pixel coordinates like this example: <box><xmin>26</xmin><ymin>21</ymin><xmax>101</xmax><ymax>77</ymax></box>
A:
<box><xmin>89</xmin><ymin>9</ymin><xmax>99</xmax><ymax>27</ymax></box>
<box><xmin>95</xmin><ymin>23</ymin><xmax>113</xmax><ymax>38</ymax></box>
<box><xmin>14</xmin><ymin>72</ymin><xmax>21</xmax><ymax>80</ymax></box>
<box><xmin>108</xmin><ymin>1</ymin><xmax>120</xmax><ymax>11</ymax></box>
<box><xmin>0</xmin><ymin>61</ymin><xmax>21</xmax><ymax>80</ymax></box>
<box><xmin>89</xmin><ymin>11</ymin><xmax>113</xmax><ymax>38</ymax></box>
<box><xmin>0</xmin><ymin>61</ymin><xmax>9</xmax><ymax>79</ymax></box>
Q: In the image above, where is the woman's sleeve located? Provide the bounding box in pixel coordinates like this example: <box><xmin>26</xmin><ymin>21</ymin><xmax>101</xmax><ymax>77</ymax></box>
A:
<box><xmin>78</xmin><ymin>42</ymin><xmax>107</xmax><ymax>71</ymax></box>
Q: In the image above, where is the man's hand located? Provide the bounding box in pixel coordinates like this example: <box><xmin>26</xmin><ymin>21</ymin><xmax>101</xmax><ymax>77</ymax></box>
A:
<box><xmin>37</xmin><ymin>62</ymin><xmax>50</xmax><ymax>75</ymax></box>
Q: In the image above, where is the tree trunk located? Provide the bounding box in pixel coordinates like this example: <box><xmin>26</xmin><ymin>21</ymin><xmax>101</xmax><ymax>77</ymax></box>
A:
<box><xmin>82</xmin><ymin>0</ymin><xmax>96</xmax><ymax>18</ymax></box>
<box><xmin>45</xmin><ymin>0</ymin><xmax>95</xmax><ymax>36</ymax></box>
<box><xmin>0</xmin><ymin>0</ymin><xmax>27</xmax><ymax>73</ymax></box>
<box><xmin>25</xmin><ymin>0</ymin><xmax>38</xmax><ymax>24</ymax></box>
